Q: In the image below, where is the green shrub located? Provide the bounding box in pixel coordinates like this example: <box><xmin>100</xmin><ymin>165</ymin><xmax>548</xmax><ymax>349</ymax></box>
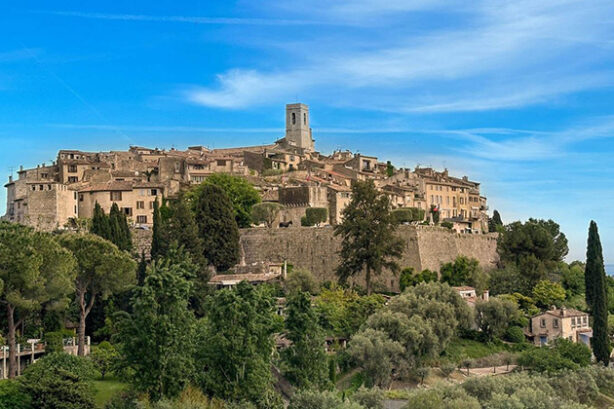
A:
<box><xmin>504</xmin><ymin>326</ymin><xmax>526</xmax><ymax>343</ymax></box>
<box><xmin>391</xmin><ymin>207</ymin><xmax>425</xmax><ymax>224</ymax></box>
<box><xmin>20</xmin><ymin>353</ymin><xmax>96</xmax><ymax>409</ymax></box>
<box><xmin>351</xmin><ymin>387</ymin><xmax>384</xmax><ymax>409</ymax></box>
<box><xmin>0</xmin><ymin>379</ymin><xmax>31</xmax><ymax>409</ymax></box>
<box><xmin>440</xmin><ymin>221</ymin><xmax>454</xmax><ymax>229</ymax></box>
<box><xmin>302</xmin><ymin>208</ymin><xmax>328</xmax><ymax>226</ymax></box>
<box><xmin>44</xmin><ymin>331</ymin><xmax>65</xmax><ymax>354</ymax></box>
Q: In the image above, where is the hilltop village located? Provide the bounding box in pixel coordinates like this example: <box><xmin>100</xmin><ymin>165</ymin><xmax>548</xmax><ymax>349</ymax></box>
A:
<box><xmin>3</xmin><ymin>103</ymin><xmax>489</xmax><ymax>233</ymax></box>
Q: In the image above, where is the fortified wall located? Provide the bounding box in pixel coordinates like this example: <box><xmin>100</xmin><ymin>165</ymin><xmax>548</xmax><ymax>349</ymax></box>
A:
<box><xmin>240</xmin><ymin>225</ymin><xmax>499</xmax><ymax>292</ymax></box>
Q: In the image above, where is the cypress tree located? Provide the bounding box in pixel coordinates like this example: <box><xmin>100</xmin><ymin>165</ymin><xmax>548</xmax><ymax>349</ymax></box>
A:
<box><xmin>137</xmin><ymin>250</ymin><xmax>147</xmax><ymax>286</ymax></box>
<box><xmin>120</xmin><ymin>212</ymin><xmax>132</xmax><ymax>252</ymax></box>
<box><xmin>150</xmin><ymin>199</ymin><xmax>163</xmax><ymax>260</ymax></box>
<box><xmin>163</xmin><ymin>196</ymin><xmax>207</xmax><ymax>270</ymax></box>
<box><xmin>489</xmin><ymin>210</ymin><xmax>503</xmax><ymax>232</ymax></box>
<box><xmin>194</xmin><ymin>184</ymin><xmax>240</xmax><ymax>272</ymax></box>
<box><xmin>91</xmin><ymin>202</ymin><xmax>111</xmax><ymax>240</ymax></box>
<box><xmin>586</xmin><ymin>221</ymin><xmax>610</xmax><ymax>365</ymax></box>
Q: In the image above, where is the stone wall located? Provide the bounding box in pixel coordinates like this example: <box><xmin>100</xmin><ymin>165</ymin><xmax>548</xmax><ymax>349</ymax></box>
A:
<box><xmin>239</xmin><ymin>225</ymin><xmax>498</xmax><ymax>292</ymax></box>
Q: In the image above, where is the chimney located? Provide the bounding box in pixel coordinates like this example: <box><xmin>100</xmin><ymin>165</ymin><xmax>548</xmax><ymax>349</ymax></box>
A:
<box><xmin>8</xmin><ymin>175</ymin><xmax>12</xmax><ymax>183</ymax></box>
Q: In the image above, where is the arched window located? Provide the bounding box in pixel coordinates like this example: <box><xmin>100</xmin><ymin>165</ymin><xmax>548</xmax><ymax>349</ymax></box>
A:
<box><xmin>292</xmin><ymin>113</ymin><xmax>296</xmax><ymax>125</ymax></box>
<box><xmin>303</xmin><ymin>113</ymin><xmax>306</xmax><ymax>124</ymax></box>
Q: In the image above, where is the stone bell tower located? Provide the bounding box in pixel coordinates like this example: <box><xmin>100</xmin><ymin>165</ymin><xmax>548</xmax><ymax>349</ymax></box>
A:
<box><xmin>285</xmin><ymin>103</ymin><xmax>314</xmax><ymax>152</ymax></box>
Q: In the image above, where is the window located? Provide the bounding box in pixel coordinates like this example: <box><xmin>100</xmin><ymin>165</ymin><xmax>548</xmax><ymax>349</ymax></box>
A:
<box><xmin>31</xmin><ymin>185</ymin><xmax>36</xmax><ymax>191</ymax></box>
<box><xmin>68</xmin><ymin>176</ymin><xmax>78</xmax><ymax>183</ymax></box>
<box><xmin>540</xmin><ymin>319</ymin><xmax>546</xmax><ymax>328</ymax></box>
<box><xmin>137</xmin><ymin>201</ymin><xmax>145</xmax><ymax>209</ymax></box>
<box><xmin>110</xmin><ymin>191</ymin><xmax>123</xmax><ymax>201</ymax></box>
<box><xmin>74</xmin><ymin>205</ymin><xmax>77</xmax><ymax>214</ymax></box>
<box><xmin>149</xmin><ymin>201</ymin><xmax>155</xmax><ymax>209</ymax></box>
<box><xmin>137</xmin><ymin>215</ymin><xmax>147</xmax><ymax>224</ymax></box>
<box><xmin>216</xmin><ymin>160</ymin><xmax>226</xmax><ymax>167</ymax></box>
<box><xmin>553</xmin><ymin>319</ymin><xmax>559</xmax><ymax>328</ymax></box>
<box><xmin>123</xmin><ymin>207</ymin><xmax>132</xmax><ymax>216</ymax></box>
<box><xmin>150</xmin><ymin>189</ymin><xmax>158</xmax><ymax>196</ymax></box>
<box><xmin>583</xmin><ymin>316</ymin><xmax>588</xmax><ymax>325</ymax></box>
<box><xmin>79</xmin><ymin>194</ymin><xmax>84</xmax><ymax>202</ymax></box>
<box><xmin>303</xmin><ymin>113</ymin><xmax>306</xmax><ymax>124</ymax></box>
<box><xmin>292</xmin><ymin>112</ymin><xmax>296</xmax><ymax>125</ymax></box>
<box><xmin>571</xmin><ymin>318</ymin><xmax>576</xmax><ymax>327</ymax></box>
<box><xmin>41</xmin><ymin>173</ymin><xmax>48</xmax><ymax>179</ymax></box>
<box><xmin>47</xmin><ymin>185</ymin><xmax>52</xmax><ymax>190</ymax></box>
<box><xmin>68</xmin><ymin>165</ymin><xmax>78</xmax><ymax>173</ymax></box>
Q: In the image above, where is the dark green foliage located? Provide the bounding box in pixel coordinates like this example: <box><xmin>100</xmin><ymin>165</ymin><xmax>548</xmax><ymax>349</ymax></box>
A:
<box><xmin>91</xmin><ymin>202</ymin><xmax>132</xmax><ymax>251</ymax></box>
<box><xmin>391</xmin><ymin>207</ymin><xmax>425</xmax><ymax>224</ymax></box>
<box><xmin>91</xmin><ymin>341</ymin><xmax>118</xmax><ymax>380</ymax></box>
<box><xmin>328</xmin><ymin>356</ymin><xmax>337</xmax><ymax>384</ymax></box>
<box><xmin>0</xmin><ymin>379</ymin><xmax>31</xmax><ymax>409</ymax></box>
<box><xmin>109</xmin><ymin>203</ymin><xmax>132</xmax><ymax>252</ymax></box>
<box><xmin>475</xmin><ymin>298</ymin><xmax>521</xmax><ymax>341</ymax></box>
<box><xmin>399</xmin><ymin>267</ymin><xmax>437</xmax><ymax>291</ymax></box>
<box><xmin>91</xmin><ymin>202</ymin><xmax>111</xmax><ymax>239</ymax></box>
<box><xmin>386</xmin><ymin>161</ymin><xmax>394</xmax><ymax>177</ymax></box>
<box><xmin>518</xmin><ymin>339</ymin><xmax>591</xmax><ymax>373</ymax></box>
<box><xmin>289</xmin><ymin>390</ymin><xmax>361</xmax><ymax>409</ymax></box>
<box><xmin>488</xmin><ymin>210</ymin><xmax>503</xmax><ymax>233</ymax></box>
<box><xmin>440</xmin><ymin>256</ymin><xmax>488</xmax><ymax>294</ymax></box>
<box><xmin>44</xmin><ymin>331</ymin><xmax>65</xmax><ymax>354</ymax></box>
<box><xmin>335</xmin><ymin>180</ymin><xmax>404</xmax><ymax>294</ymax></box>
<box><xmin>195</xmin><ymin>282</ymin><xmax>281</xmax><ymax>406</ymax></box>
<box><xmin>303</xmin><ymin>207</ymin><xmax>328</xmax><ymax>226</ymax></box>
<box><xmin>440</xmin><ymin>221</ymin><xmax>453</xmax><ymax>229</ymax></box>
<box><xmin>252</xmin><ymin>202</ymin><xmax>283</xmax><ymax>228</ymax></box>
<box><xmin>193</xmin><ymin>184</ymin><xmax>240</xmax><ymax>272</ymax></box>
<box><xmin>150</xmin><ymin>199</ymin><xmax>164</xmax><ymax>260</ymax></box>
<box><xmin>20</xmin><ymin>353</ymin><xmax>96</xmax><ymax>409</ymax></box>
<box><xmin>503</xmin><ymin>326</ymin><xmax>526</xmax><ymax>343</ymax></box>
<box><xmin>137</xmin><ymin>251</ymin><xmax>147</xmax><ymax>286</ymax></box>
<box><xmin>560</xmin><ymin>262</ymin><xmax>585</xmax><ymax>298</ymax></box>
<box><xmin>586</xmin><ymin>221</ymin><xmax>611</xmax><ymax>365</ymax></box>
<box><xmin>282</xmin><ymin>291</ymin><xmax>329</xmax><ymax>390</ymax></box>
<box><xmin>429</xmin><ymin>205</ymin><xmax>439</xmax><ymax>224</ymax></box>
<box><xmin>201</xmin><ymin>173</ymin><xmax>261</xmax><ymax>228</ymax></box>
<box><xmin>497</xmin><ymin>219</ymin><xmax>568</xmax><ymax>294</ymax></box>
<box><xmin>116</xmin><ymin>258</ymin><xmax>196</xmax><ymax>401</ymax></box>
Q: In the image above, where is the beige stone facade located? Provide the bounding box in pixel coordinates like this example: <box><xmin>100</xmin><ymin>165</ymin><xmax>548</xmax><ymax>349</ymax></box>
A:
<box><xmin>3</xmin><ymin>103</ymin><xmax>489</xmax><ymax>232</ymax></box>
<box><xmin>527</xmin><ymin>307</ymin><xmax>592</xmax><ymax>347</ymax></box>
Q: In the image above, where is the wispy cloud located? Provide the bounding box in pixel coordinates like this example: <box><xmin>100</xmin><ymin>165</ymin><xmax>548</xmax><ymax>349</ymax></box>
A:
<box><xmin>36</xmin><ymin>10</ymin><xmax>336</xmax><ymax>26</ymax></box>
<box><xmin>185</xmin><ymin>0</ymin><xmax>614</xmax><ymax>111</ymax></box>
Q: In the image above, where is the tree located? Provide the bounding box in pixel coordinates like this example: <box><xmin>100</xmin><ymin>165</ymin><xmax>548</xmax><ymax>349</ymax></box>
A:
<box><xmin>20</xmin><ymin>353</ymin><xmax>96</xmax><ymax>409</ymax></box>
<box><xmin>91</xmin><ymin>341</ymin><xmax>118</xmax><ymax>380</ymax></box>
<box><xmin>137</xmin><ymin>250</ymin><xmax>147</xmax><ymax>286</ymax></box>
<box><xmin>386</xmin><ymin>161</ymin><xmax>394</xmax><ymax>177</ymax></box>
<box><xmin>116</xmin><ymin>258</ymin><xmax>196</xmax><ymax>401</ymax></box>
<box><xmin>0</xmin><ymin>223</ymin><xmax>76</xmax><ymax>378</ymax></box>
<box><xmin>282</xmin><ymin>291</ymin><xmax>329</xmax><ymax>390</ymax></box>
<box><xmin>532</xmin><ymin>280</ymin><xmax>566</xmax><ymax>308</ymax></box>
<box><xmin>351</xmin><ymin>387</ymin><xmax>384</xmax><ymax>409</ymax></box>
<box><xmin>302</xmin><ymin>208</ymin><xmax>328</xmax><ymax>227</ymax></box>
<box><xmin>201</xmin><ymin>173</ymin><xmax>261</xmax><ymax>228</ymax></box>
<box><xmin>150</xmin><ymin>198</ymin><xmax>164</xmax><ymax>260</ymax></box>
<box><xmin>57</xmin><ymin>233</ymin><xmax>136</xmax><ymax>356</ymax></box>
<box><xmin>488</xmin><ymin>210</ymin><xmax>503</xmax><ymax>233</ymax></box>
<box><xmin>109</xmin><ymin>203</ymin><xmax>132</xmax><ymax>252</ymax></box>
<box><xmin>193</xmin><ymin>184</ymin><xmax>240</xmax><ymax>272</ymax></box>
<box><xmin>334</xmin><ymin>180</ymin><xmax>404</xmax><ymax>294</ymax></box>
<box><xmin>585</xmin><ymin>221</ymin><xmax>610</xmax><ymax>365</ymax></box>
<box><xmin>391</xmin><ymin>208</ymin><xmax>425</xmax><ymax>225</ymax></box>
<box><xmin>497</xmin><ymin>219</ymin><xmax>568</xmax><ymax>294</ymax></box>
<box><xmin>91</xmin><ymin>202</ymin><xmax>111</xmax><ymax>239</ymax></box>
<box><xmin>430</xmin><ymin>205</ymin><xmax>440</xmax><ymax>224</ymax></box>
<box><xmin>440</xmin><ymin>256</ymin><xmax>488</xmax><ymax>294</ymax></box>
<box><xmin>285</xmin><ymin>269</ymin><xmax>320</xmax><ymax>295</ymax></box>
<box><xmin>289</xmin><ymin>390</ymin><xmax>364</xmax><ymax>409</ymax></box>
<box><xmin>475</xmin><ymin>298</ymin><xmax>521</xmax><ymax>340</ymax></box>
<box><xmin>348</xmin><ymin>328</ymin><xmax>404</xmax><ymax>388</ymax></box>
<box><xmin>560</xmin><ymin>262</ymin><xmax>585</xmax><ymax>298</ymax></box>
<box><xmin>399</xmin><ymin>268</ymin><xmax>437</xmax><ymax>291</ymax></box>
<box><xmin>251</xmin><ymin>202</ymin><xmax>283</xmax><ymax>228</ymax></box>
<box><xmin>195</xmin><ymin>282</ymin><xmax>281</xmax><ymax>406</ymax></box>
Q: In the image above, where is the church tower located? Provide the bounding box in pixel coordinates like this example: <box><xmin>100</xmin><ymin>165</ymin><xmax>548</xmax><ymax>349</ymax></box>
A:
<box><xmin>285</xmin><ymin>103</ymin><xmax>314</xmax><ymax>152</ymax></box>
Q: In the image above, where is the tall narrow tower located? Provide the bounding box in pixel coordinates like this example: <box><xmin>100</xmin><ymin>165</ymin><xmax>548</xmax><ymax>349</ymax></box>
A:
<box><xmin>285</xmin><ymin>103</ymin><xmax>314</xmax><ymax>151</ymax></box>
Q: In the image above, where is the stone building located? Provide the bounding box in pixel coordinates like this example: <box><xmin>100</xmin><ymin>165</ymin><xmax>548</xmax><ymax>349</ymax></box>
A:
<box><xmin>3</xmin><ymin>102</ymin><xmax>490</xmax><ymax>232</ymax></box>
<box><xmin>526</xmin><ymin>307</ymin><xmax>592</xmax><ymax>347</ymax></box>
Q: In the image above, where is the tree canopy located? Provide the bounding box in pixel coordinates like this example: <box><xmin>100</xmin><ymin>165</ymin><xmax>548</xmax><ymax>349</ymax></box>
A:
<box><xmin>334</xmin><ymin>180</ymin><xmax>404</xmax><ymax>294</ymax></box>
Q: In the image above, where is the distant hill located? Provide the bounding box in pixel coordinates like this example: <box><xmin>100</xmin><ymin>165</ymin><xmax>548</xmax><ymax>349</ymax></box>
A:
<box><xmin>607</xmin><ymin>264</ymin><xmax>614</xmax><ymax>276</ymax></box>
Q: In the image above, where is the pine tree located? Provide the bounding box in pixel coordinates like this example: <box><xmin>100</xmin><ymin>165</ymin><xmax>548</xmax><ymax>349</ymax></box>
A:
<box><xmin>586</xmin><ymin>221</ymin><xmax>610</xmax><ymax>365</ymax></box>
<box><xmin>194</xmin><ymin>184</ymin><xmax>240</xmax><ymax>272</ymax></box>
<box><xmin>150</xmin><ymin>199</ymin><xmax>164</xmax><ymax>260</ymax></box>
<box><xmin>334</xmin><ymin>180</ymin><xmax>404</xmax><ymax>294</ymax></box>
<box><xmin>91</xmin><ymin>202</ymin><xmax>111</xmax><ymax>239</ymax></box>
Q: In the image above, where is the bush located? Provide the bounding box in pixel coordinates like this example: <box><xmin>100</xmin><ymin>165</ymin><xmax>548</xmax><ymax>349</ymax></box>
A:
<box><xmin>91</xmin><ymin>341</ymin><xmax>119</xmax><ymax>379</ymax></box>
<box><xmin>391</xmin><ymin>208</ymin><xmax>424</xmax><ymax>224</ymax></box>
<box><xmin>440</xmin><ymin>221</ymin><xmax>454</xmax><ymax>230</ymax></box>
<box><xmin>303</xmin><ymin>208</ymin><xmax>328</xmax><ymax>226</ymax></box>
<box><xmin>285</xmin><ymin>269</ymin><xmax>319</xmax><ymax>295</ymax></box>
<box><xmin>20</xmin><ymin>353</ymin><xmax>96</xmax><ymax>409</ymax></box>
<box><xmin>44</xmin><ymin>331</ymin><xmax>65</xmax><ymax>354</ymax></box>
<box><xmin>503</xmin><ymin>326</ymin><xmax>526</xmax><ymax>344</ymax></box>
<box><xmin>289</xmin><ymin>390</ymin><xmax>363</xmax><ymax>409</ymax></box>
<box><xmin>351</xmin><ymin>387</ymin><xmax>384</xmax><ymax>409</ymax></box>
<box><xmin>0</xmin><ymin>379</ymin><xmax>31</xmax><ymax>409</ymax></box>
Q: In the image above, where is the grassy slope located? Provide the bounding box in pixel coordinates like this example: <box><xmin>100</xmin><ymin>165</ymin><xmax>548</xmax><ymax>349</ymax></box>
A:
<box><xmin>93</xmin><ymin>376</ymin><xmax>127</xmax><ymax>408</ymax></box>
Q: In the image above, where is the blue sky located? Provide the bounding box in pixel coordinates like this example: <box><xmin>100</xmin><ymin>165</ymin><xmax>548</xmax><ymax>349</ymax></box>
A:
<box><xmin>1</xmin><ymin>1</ymin><xmax>614</xmax><ymax>262</ymax></box>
